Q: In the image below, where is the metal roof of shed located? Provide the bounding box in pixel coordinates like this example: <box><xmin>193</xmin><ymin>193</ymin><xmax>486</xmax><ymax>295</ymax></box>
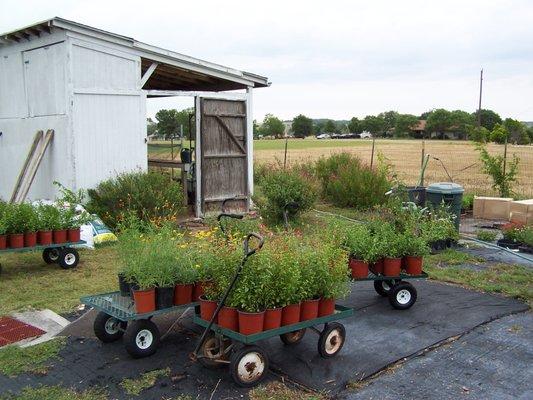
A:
<box><xmin>0</xmin><ymin>17</ymin><xmax>270</xmax><ymax>92</ymax></box>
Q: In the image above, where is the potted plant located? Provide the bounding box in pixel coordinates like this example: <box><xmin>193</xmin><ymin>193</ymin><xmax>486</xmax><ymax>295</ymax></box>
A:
<box><xmin>232</xmin><ymin>253</ymin><xmax>267</xmax><ymax>335</ymax></box>
<box><xmin>36</xmin><ymin>204</ymin><xmax>56</xmax><ymax>245</ymax></box>
<box><xmin>343</xmin><ymin>225</ymin><xmax>374</xmax><ymax>279</ymax></box>
<box><xmin>498</xmin><ymin>222</ymin><xmax>523</xmax><ymax>250</ymax></box>
<box><xmin>315</xmin><ymin>243</ymin><xmax>350</xmax><ymax>317</ymax></box>
<box><xmin>402</xmin><ymin>235</ymin><xmax>429</xmax><ymax>275</ymax></box>
<box><xmin>5</xmin><ymin>204</ymin><xmax>25</xmax><ymax>248</ymax></box>
<box><xmin>381</xmin><ymin>224</ymin><xmax>404</xmax><ymax>277</ymax></box>
<box><xmin>174</xmin><ymin>263</ymin><xmax>197</xmax><ymax>306</ymax></box>
<box><xmin>130</xmin><ymin>264</ymin><xmax>157</xmax><ymax>314</ymax></box>
<box><xmin>517</xmin><ymin>226</ymin><xmax>533</xmax><ymax>254</ymax></box>
<box><xmin>53</xmin><ymin>206</ymin><xmax>69</xmax><ymax>244</ymax></box>
<box><xmin>298</xmin><ymin>245</ymin><xmax>323</xmax><ymax>321</ymax></box>
<box><xmin>19</xmin><ymin>203</ymin><xmax>39</xmax><ymax>247</ymax></box>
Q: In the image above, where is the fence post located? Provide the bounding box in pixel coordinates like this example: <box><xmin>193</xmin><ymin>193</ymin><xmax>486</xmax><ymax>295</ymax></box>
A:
<box><xmin>283</xmin><ymin>137</ymin><xmax>289</xmax><ymax>169</ymax></box>
<box><xmin>370</xmin><ymin>138</ymin><xmax>376</xmax><ymax>169</ymax></box>
<box><xmin>503</xmin><ymin>136</ymin><xmax>508</xmax><ymax>179</ymax></box>
<box><xmin>421</xmin><ymin>140</ymin><xmax>425</xmax><ymax>186</ymax></box>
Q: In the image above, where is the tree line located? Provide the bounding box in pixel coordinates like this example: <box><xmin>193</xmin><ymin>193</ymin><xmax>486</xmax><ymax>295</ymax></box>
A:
<box><xmin>254</xmin><ymin>109</ymin><xmax>533</xmax><ymax>144</ymax></box>
<box><xmin>147</xmin><ymin>107</ymin><xmax>533</xmax><ymax>145</ymax></box>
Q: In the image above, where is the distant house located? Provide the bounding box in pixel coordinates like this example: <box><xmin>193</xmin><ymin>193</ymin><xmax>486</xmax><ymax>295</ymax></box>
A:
<box><xmin>410</xmin><ymin>120</ymin><xmax>427</xmax><ymax>138</ymax></box>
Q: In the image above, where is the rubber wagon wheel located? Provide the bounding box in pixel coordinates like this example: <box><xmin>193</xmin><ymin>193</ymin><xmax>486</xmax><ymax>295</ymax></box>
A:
<box><xmin>58</xmin><ymin>248</ymin><xmax>79</xmax><ymax>269</ymax></box>
<box><xmin>373</xmin><ymin>279</ymin><xmax>397</xmax><ymax>297</ymax></box>
<box><xmin>280</xmin><ymin>329</ymin><xmax>306</xmax><ymax>345</ymax></box>
<box><xmin>124</xmin><ymin>319</ymin><xmax>160</xmax><ymax>358</ymax></box>
<box><xmin>93</xmin><ymin>311</ymin><xmax>127</xmax><ymax>343</ymax></box>
<box><xmin>230</xmin><ymin>345</ymin><xmax>269</xmax><ymax>388</ymax></box>
<box><xmin>317</xmin><ymin>322</ymin><xmax>346</xmax><ymax>358</ymax></box>
<box><xmin>388</xmin><ymin>282</ymin><xmax>417</xmax><ymax>310</ymax></box>
<box><xmin>197</xmin><ymin>332</ymin><xmax>230</xmax><ymax>369</ymax></box>
<box><xmin>43</xmin><ymin>248</ymin><xmax>60</xmax><ymax>264</ymax></box>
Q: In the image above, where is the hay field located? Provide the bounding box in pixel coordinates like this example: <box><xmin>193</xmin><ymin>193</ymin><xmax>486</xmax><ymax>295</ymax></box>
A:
<box><xmin>254</xmin><ymin>139</ymin><xmax>533</xmax><ymax>197</ymax></box>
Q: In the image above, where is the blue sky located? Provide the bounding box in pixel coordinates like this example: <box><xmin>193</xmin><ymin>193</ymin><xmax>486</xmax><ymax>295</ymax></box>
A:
<box><xmin>2</xmin><ymin>0</ymin><xmax>532</xmax><ymax>121</ymax></box>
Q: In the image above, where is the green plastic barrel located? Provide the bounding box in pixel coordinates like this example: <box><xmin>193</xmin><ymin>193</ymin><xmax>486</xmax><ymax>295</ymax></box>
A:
<box><xmin>426</xmin><ymin>182</ymin><xmax>464</xmax><ymax>230</ymax></box>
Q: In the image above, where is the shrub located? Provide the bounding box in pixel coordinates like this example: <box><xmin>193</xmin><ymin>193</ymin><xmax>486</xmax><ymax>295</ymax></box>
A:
<box><xmin>462</xmin><ymin>193</ymin><xmax>475</xmax><ymax>211</ymax></box>
<box><xmin>501</xmin><ymin>222</ymin><xmax>523</xmax><ymax>242</ymax></box>
<box><xmin>517</xmin><ymin>226</ymin><xmax>533</xmax><ymax>246</ymax></box>
<box><xmin>476</xmin><ymin>229</ymin><xmax>497</xmax><ymax>242</ymax></box>
<box><xmin>87</xmin><ymin>171</ymin><xmax>185</xmax><ymax>230</ymax></box>
<box><xmin>315</xmin><ymin>153</ymin><xmax>391</xmax><ymax>209</ymax></box>
<box><xmin>254</xmin><ymin>166</ymin><xmax>318</xmax><ymax>223</ymax></box>
<box><xmin>403</xmin><ymin>235</ymin><xmax>430</xmax><ymax>257</ymax></box>
<box><xmin>476</xmin><ymin>144</ymin><xmax>519</xmax><ymax>197</ymax></box>
<box><xmin>342</xmin><ymin>224</ymin><xmax>376</xmax><ymax>263</ymax></box>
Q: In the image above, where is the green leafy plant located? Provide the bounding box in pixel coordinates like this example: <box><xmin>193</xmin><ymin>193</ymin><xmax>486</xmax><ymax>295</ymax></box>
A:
<box><xmin>254</xmin><ymin>166</ymin><xmax>318</xmax><ymax>223</ymax></box>
<box><xmin>87</xmin><ymin>171</ymin><xmax>185</xmax><ymax>229</ymax></box>
<box><xmin>342</xmin><ymin>224</ymin><xmax>376</xmax><ymax>263</ymax></box>
<box><xmin>403</xmin><ymin>235</ymin><xmax>430</xmax><ymax>257</ymax></box>
<box><xmin>461</xmin><ymin>193</ymin><xmax>475</xmax><ymax>211</ymax></box>
<box><xmin>476</xmin><ymin>144</ymin><xmax>519</xmax><ymax>197</ymax></box>
<box><xmin>315</xmin><ymin>153</ymin><xmax>391</xmax><ymax>209</ymax></box>
<box><xmin>36</xmin><ymin>204</ymin><xmax>62</xmax><ymax>231</ymax></box>
<box><xmin>476</xmin><ymin>229</ymin><xmax>498</xmax><ymax>242</ymax></box>
<box><xmin>517</xmin><ymin>226</ymin><xmax>533</xmax><ymax>246</ymax></box>
<box><xmin>501</xmin><ymin>222</ymin><xmax>523</xmax><ymax>242</ymax></box>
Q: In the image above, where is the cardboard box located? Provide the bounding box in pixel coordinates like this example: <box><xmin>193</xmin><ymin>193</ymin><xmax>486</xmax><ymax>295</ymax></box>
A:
<box><xmin>473</xmin><ymin>196</ymin><xmax>513</xmax><ymax>220</ymax></box>
<box><xmin>510</xmin><ymin>199</ymin><xmax>533</xmax><ymax>214</ymax></box>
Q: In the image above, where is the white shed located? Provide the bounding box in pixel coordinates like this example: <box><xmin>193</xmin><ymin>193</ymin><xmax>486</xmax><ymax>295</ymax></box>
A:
<box><xmin>0</xmin><ymin>18</ymin><xmax>268</xmax><ymax>216</ymax></box>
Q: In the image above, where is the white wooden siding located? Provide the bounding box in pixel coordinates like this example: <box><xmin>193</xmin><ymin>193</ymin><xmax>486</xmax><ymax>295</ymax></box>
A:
<box><xmin>0</xmin><ymin>116</ymin><xmax>73</xmax><ymax>200</ymax></box>
<box><xmin>72</xmin><ymin>44</ymin><xmax>138</xmax><ymax>90</ymax></box>
<box><xmin>0</xmin><ymin>51</ymin><xmax>27</xmax><ymax>119</ymax></box>
<box><xmin>23</xmin><ymin>43</ymin><xmax>66</xmax><ymax>116</ymax></box>
<box><xmin>72</xmin><ymin>93</ymin><xmax>146</xmax><ymax>190</ymax></box>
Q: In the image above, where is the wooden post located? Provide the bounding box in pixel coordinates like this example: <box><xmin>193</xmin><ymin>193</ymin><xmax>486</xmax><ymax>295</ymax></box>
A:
<box><xmin>421</xmin><ymin>140</ymin><xmax>425</xmax><ymax>186</ymax></box>
<box><xmin>283</xmin><ymin>137</ymin><xmax>289</xmax><ymax>169</ymax></box>
<box><xmin>503</xmin><ymin>136</ymin><xmax>508</xmax><ymax>177</ymax></box>
<box><xmin>370</xmin><ymin>138</ymin><xmax>376</xmax><ymax>169</ymax></box>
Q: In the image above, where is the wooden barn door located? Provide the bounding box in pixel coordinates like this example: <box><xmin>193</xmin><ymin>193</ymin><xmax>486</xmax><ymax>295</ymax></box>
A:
<box><xmin>197</xmin><ymin>97</ymin><xmax>249</xmax><ymax>216</ymax></box>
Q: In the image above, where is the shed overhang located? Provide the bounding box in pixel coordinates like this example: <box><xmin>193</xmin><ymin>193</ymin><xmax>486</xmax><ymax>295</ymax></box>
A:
<box><xmin>0</xmin><ymin>17</ymin><xmax>270</xmax><ymax>92</ymax></box>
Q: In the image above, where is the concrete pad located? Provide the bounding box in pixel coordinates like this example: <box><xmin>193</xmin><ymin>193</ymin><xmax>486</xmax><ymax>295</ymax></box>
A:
<box><xmin>263</xmin><ymin>280</ymin><xmax>528</xmax><ymax>393</ymax></box>
<box><xmin>342</xmin><ymin>312</ymin><xmax>533</xmax><ymax>400</ymax></box>
<box><xmin>11</xmin><ymin>309</ymin><xmax>69</xmax><ymax>347</ymax></box>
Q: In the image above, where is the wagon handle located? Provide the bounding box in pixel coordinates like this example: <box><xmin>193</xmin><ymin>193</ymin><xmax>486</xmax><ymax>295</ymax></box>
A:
<box><xmin>193</xmin><ymin>232</ymin><xmax>264</xmax><ymax>360</ymax></box>
<box><xmin>243</xmin><ymin>232</ymin><xmax>264</xmax><ymax>258</ymax></box>
<box><xmin>217</xmin><ymin>213</ymin><xmax>244</xmax><ymax>239</ymax></box>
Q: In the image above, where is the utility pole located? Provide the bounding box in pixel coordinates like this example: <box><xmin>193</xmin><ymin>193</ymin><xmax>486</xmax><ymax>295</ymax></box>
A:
<box><xmin>477</xmin><ymin>69</ymin><xmax>483</xmax><ymax>128</ymax></box>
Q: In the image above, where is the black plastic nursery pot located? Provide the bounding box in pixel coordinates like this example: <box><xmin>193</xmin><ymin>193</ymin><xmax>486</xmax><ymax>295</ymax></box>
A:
<box><xmin>156</xmin><ymin>286</ymin><xmax>175</xmax><ymax>309</ymax></box>
<box><xmin>429</xmin><ymin>239</ymin><xmax>447</xmax><ymax>252</ymax></box>
<box><xmin>518</xmin><ymin>244</ymin><xmax>533</xmax><ymax>254</ymax></box>
<box><xmin>497</xmin><ymin>238</ymin><xmax>521</xmax><ymax>250</ymax></box>
<box><xmin>118</xmin><ymin>274</ymin><xmax>130</xmax><ymax>297</ymax></box>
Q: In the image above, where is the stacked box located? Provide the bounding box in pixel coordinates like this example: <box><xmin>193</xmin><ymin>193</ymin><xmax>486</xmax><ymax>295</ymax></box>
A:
<box><xmin>510</xmin><ymin>199</ymin><xmax>533</xmax><ymax>225</ymax></box>
<box><xmin>473</xmin><ymin>197</ymin><xmax>513</xmax><ymax>220</ymax></box>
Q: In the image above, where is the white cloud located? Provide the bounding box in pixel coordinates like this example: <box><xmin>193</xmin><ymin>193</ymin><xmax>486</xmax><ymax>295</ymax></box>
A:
<box><xmin>2</xmin><ymin>0</ymin><xmax>532</xmax><ymax>120</ymax></box>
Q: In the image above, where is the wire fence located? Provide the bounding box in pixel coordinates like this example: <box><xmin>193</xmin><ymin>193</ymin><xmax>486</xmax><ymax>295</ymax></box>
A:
<box><xmin>253</xmin><ymin>139</ymin><xmax>533</xmax><ymax>198</ymax></box>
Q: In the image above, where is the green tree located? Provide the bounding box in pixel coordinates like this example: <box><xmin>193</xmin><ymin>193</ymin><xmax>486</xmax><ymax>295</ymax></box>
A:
<box><xmin>394</xmin><ymin>114</ymin><xmax>419</xmax><ymax>137</ymax></box>
<box><xmin>477</xmin><ymin>144</ymin><xmax>520</xmax><ymax>197</ymax></box>
<box><xmin>348</xmin><ymin>117</ymin><xmax>363</xmax><ymax>134</ymax></box>
<box><xmin>472</xmin><ymin>109</ymin><xmax>502</xmax><ymax>131</ymax></box>
<box><xmin>468</xmin><ymin>126</ymin><xmax>490</xmax><ymax>143</ymax></box>
<box><xmin>527</xmin><ymin>126</ymin><xmax>533</xmax><ymax>142</ymax></box>
<box><xmin>155</xmin><ymin>108</ymin><xmax>193</xmax><ymax>139</ymax></box>
<box><xmin>323</xmin><ymin>119</ymin><xmax>338</xmax><ymax>133</ymax></box>
<box><xmin>420</xmin><ymin>110</ymin><xmax>433</xmax><ymax>120</ymax></box>
<box><xmin>378</xmin><ymin>111</ymin><xmax>399</xmax><ymax>135</ymax></box>
<box><xmin>490</xmin><ymin>123</ymin><xmax>509</xmax><ymax>144</ymax></box>
<box><xmin>503</xmin><ymin>118</ymin><xmax>530</xmax><ymax>144</ymax></box>
<box><xmin>253</xmin><ymin>119</ymin><xmax>261</xmax><ymax>139</ymax></box>
<box><xmin>291</xmin><ymin>114</ymin><xmax>314</xmax><ymax>138</ymax></box>
<box><xmin>450</xmin><ymin>110</ymin><xmax>475</xmax><ymax>139</ymax></box>
<box><xmin>147</xmin><ymin>118</ymin><xmax>158</xmax><ymax>137</ymax></box>
<box><xmin>425</xmin><ymin>109</ymin><xmax>453</xmax><ymax>139</ymax></box>
<box><xmin>362</xmin><ymin>115</ymin><xmax>386</xmax><ymax>137</ymax></box>
<box><xmin>259</xmin><ymin>114</ymin><xmax>285</xmax><ymax>138</ymax></box>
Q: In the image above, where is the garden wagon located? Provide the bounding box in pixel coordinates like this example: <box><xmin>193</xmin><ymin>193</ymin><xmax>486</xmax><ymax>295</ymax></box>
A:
<box><xmin>0</xmin><ymin>240</ymin><xmax>85</xmax><ymax>276</ymax></box>
<box><xmin>351</xmin><ymin>270</ymin><xmax>428</xmax><ymax>310</ymax></box>
<box><xmin>81</xmin><ymin>232</ymin><xmax>355</xmax><ymax>387</ymax></box>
